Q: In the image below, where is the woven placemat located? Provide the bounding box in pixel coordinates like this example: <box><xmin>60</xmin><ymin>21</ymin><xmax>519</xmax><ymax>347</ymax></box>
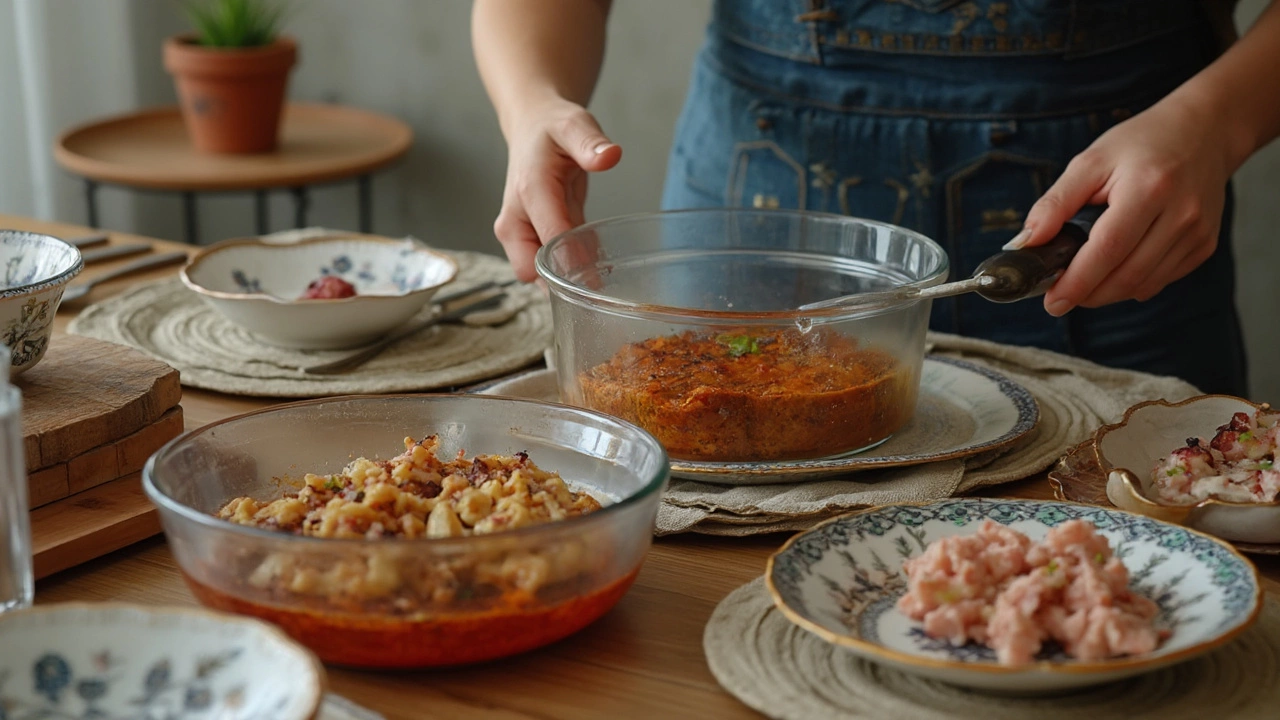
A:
<box><xmin>68</xmin><ymin>244</ymin><xmax>552</xmax><ymax>398</ymax></box>
<box><xmin>705</xmin><ymin>577</ymin><xmax>1280</xmax><ymax>720</ymax></box>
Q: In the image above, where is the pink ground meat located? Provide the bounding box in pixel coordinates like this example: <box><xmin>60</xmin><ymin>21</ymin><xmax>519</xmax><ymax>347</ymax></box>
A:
<box><xmin>896</xmin><ymin>519</ymin><xmax>1163</xmax><ymax>665</ymax></box>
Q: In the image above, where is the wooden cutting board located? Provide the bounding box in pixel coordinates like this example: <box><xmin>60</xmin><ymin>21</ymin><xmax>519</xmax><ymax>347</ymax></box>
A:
<box><xmin>27</xmin><ymin>407</ymin><xmax>185</xmax><ymax>509</ymax></box>
<box><xmin>14</xmin><ymin>334</ymin><xmax>183</xmax><ymax>578</ymax></box>
<box><xmin>30</xmin><ymin>471</ymin><xmax>160</xmax><ymax>579</ymax></box>
<box><xmin>17</xmin><ymin>334</ymin><xmax>181</xmax><ymax>471</ymax></box>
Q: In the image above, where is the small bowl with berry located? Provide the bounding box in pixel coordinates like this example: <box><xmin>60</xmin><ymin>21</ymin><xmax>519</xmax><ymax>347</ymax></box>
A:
<box><xmin>181</xmin><ymin>233</ymin><xmax>457</xmax><ymax>350</ymax></box>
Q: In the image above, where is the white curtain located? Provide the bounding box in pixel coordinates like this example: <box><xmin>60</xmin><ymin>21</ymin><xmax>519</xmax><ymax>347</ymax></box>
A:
<box><xmin>0</xmin><ymin>0</ymin><xmax>140</xmax><ymax>225</ymax></box>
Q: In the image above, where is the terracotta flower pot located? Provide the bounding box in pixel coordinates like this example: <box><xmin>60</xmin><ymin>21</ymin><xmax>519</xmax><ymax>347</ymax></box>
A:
<box><xmin>163</xmin><ymin>34</ymin><xmax>298</xmax><ymax>154</ymax></box>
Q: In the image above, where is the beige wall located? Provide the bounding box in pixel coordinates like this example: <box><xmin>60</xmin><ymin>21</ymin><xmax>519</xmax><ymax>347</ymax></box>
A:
<box><xmin>40</xmin><ymin>0</ymin><xmax>1280</xmax><ymax>399</ymax></box>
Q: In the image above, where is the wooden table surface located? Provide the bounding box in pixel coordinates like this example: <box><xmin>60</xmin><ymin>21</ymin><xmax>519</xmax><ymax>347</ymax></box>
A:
<box><xmin>9</xmin><ymin>214</ymin><xmax>1280</xmax><ymax>720</ymax></box>
<box><xmin>53</xmin><ymin>103</ymin><xmax>413</xmax><ymax>191</ymax></box>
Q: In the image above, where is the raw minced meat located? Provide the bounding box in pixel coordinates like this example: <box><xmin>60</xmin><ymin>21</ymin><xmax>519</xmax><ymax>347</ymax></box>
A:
<box><xmin>1151</xmin><ymin>407</ymin><xmax>1280</xmax><ymax>505</ymax></box>
<box><xmin>896</xmin><ymin>519</ymin><xmax>1163</xmax><ymax>665</ymax></box>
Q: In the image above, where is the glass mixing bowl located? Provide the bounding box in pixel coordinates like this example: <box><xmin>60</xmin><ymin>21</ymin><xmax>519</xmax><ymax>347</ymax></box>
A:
<box><xmin>535</xmin><ymin>209</ymin><xmax>949</xmax><ymax>466</ymax></box>
<box><xmin>143</xmin><ymin>394</ymin><xmax>668</xmax><ymax>668</ymax></box>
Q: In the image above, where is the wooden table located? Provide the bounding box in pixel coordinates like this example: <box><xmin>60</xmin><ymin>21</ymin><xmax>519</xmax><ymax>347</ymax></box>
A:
<box><xmin>9</xmin><ymin>214</ymin><xmax>1280</xmax><ymax>720</ymax></box>
<box><xmin>53</xmin><ymin>103</ymin><xmax>413</xmax><ymax>244</ymax></box>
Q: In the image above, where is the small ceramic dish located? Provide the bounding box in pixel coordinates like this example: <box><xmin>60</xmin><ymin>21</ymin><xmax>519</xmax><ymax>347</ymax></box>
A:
<box><xmin>181</xmin><ymin>235</ymin><xmax>458</xmax><ymax>349</ymax></box>
<box><xmin>766</xmin><ymin>498</ymin><xmax>1262</xmax><ymax>693</ymax></box>
<box><xmin>0</xmin><ymin>230</ymin><xmax>83</xmax><ymax>376</ymax></box>
<box><xmin>0</xmin><ymin>603</ymin><xmax>325</xmax><ymax>719</ymax></box>
<box><xmin>1097</xmin><ymin>395</ymin><xmax>1280</xmax><ymax>544</ymax></box>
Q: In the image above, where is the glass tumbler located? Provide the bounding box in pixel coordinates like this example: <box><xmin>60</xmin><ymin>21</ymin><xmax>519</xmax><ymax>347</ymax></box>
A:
<box><xmin>0</xmin><ymin>345</ymin><xmax>33</xmax><ymax>612</ymax></box>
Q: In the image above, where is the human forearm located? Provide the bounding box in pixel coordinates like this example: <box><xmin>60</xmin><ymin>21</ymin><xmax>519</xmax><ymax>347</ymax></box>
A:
<box><xmin>1166</xmin><ymin>0</ymin><xmax>1280</xmax><ymax>171</ymax></box>
<box><xmin>471</xmin><ymin>0</ymin><xmax>612</xmax><ymax>140</ymax></box>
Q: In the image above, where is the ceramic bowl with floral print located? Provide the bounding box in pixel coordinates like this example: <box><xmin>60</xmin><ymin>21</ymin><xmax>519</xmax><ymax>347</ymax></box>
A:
<box><xmin>1098</xmin><ymin>395</ymin><xmax>1280</xmax><ymax>545</ymax></box>
<box><xmin>0</xmin><ymin>230</ymin><xmax>83</xmax><ymax>376</ymax></box>
<box><xmin>0</xmin><ymin>603</ymin><xmax>325</xmax><ymax>719</ymax></box>
<box><xmin>181</xmin><ymin>235</ymin><xmax>457</xmax><ymax>349</ymax></box>
<box><xmin>766</xmin><ymin>498</ymin><xmax>1262</xmax><ymax>693</ymax></box>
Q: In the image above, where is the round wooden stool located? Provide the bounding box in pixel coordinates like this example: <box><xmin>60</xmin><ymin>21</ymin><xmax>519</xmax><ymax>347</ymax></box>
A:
<box><xmin>54</xmin><ymin>103</ymin><xmax>413</xmax><ymax>244</ymax></box>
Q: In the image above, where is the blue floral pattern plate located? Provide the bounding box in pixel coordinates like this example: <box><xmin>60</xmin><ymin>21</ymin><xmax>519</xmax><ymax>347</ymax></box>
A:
<box><xmin>0</xmin><ymin>603</ymin><xmax>325</xmax><ymax>719</ymax></box>
<box><xmin>766</xmin><ymin>498</ymin><xmax>1262</xmax><ymax>693</ymax></box>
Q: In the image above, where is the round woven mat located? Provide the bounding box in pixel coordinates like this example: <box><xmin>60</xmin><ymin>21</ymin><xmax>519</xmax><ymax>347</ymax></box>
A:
<box><xmin>705</xmin><ymin>577</ymin><xmax>1280</xmax><ymax>720</ymax></box>
<box><xmin>67</xmin><ymin>250</ymin><xmax>552</xmax><ymax>397</ymax></box>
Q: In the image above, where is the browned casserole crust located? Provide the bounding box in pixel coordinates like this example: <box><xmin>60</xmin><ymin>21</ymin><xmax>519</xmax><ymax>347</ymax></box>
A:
<box><xmin>578</xmin><ymin>329</ymin><xmax>913</xmax><ymax>462</ymax></box>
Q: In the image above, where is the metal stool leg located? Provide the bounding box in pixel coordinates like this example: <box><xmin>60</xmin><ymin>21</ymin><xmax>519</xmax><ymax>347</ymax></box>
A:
<box><xmin>358</xmin><ymin>174</ymin><xmax>372</xmax><ymax>233</ymax></box>
<box><xmin>291</xmin><ymin>186</ymin><xmax>310</xmax><ymax>229</ymax></box>
<box><xmin>254</xmin><ymin>190</ymin><xmax>270</xmax><ymax>235</ymax></box>
<box><xmin>182</xmin><ymin>191</ymin><xmax>199</xmax><ymax>245</ymax></box>
<box><xmin>84</xmin><ymin>180</ymin><xmax>100</xmax><ymax>228</ymax></box>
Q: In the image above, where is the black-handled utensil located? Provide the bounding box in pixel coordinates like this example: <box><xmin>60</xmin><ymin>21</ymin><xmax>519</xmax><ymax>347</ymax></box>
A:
<box><xmin>80</xmin><ymin>243</ymin><xmax>152</xmax><ymax>264</ymax></box>
<box><xmin>65</xmin><ymin>233</ymin><xmax>110</xmax><ymax>249</ymax></box>
<box><xmin>801</xmin><ymin>206</ymin><xmax>1103</xmax><ymax>312</ymax></box>
<box><xmin>302</xmin><ymin>291</ymin><xmax>509</xmax><ymax>375</ymax></box>
<box><xmin>61</xmin><ymin>251</ymin><xmax>189</xmax><ymax>302</ymax></box>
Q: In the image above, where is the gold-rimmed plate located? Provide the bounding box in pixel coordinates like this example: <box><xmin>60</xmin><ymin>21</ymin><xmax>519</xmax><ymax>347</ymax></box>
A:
<box><xmin>765</xmin><ymin>498</ymin><xmax>1262</xmax><ymax>693</ymax></box>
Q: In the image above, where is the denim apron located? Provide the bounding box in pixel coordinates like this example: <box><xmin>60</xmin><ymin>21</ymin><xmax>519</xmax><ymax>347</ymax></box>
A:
<box><xmin>660</xmin><ymin>0</ymin><xmax>1248</xmax><ymax>395</ymax></box>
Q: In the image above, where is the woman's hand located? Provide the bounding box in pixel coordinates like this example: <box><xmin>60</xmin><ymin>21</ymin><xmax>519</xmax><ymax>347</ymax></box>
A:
<box><xmin>492</xmin><ymin>98</ymin><xmax>622</xmax><ymax>281</ymax></box>
<box><xmin>1012</xmin><ymin>96</ymin><xmax>1233</xmax><ymax>316</ymax></box>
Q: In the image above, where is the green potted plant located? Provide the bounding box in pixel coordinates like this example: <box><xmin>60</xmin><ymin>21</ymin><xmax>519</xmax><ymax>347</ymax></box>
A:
<box><xmin>164</xmin><ymin>0</ymin><xmax>296</xmax><ymax>154</ymax></box>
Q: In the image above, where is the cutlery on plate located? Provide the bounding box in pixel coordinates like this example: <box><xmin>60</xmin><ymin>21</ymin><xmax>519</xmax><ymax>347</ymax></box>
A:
<box><xmin>80</xmin><ymin>243</ymin><xmax>152</xmax><ymax>264</ymax></box>
<box><xmin>65</xmin><ymin>232</ymin><xmax>110</xmax><ymax>249</ymax></box>
<box><xmin>801</xmin><ymin>206</ymin><xmax>1103</xmax><ymax>313</ymax></box>
<box><xmin>303</xmin><ymin>291</ymin><xmax>509</xmax><ymax>375</ymax></box>
<box><xmin>61</xmin><ymin>251</ymin><xmax>189</xmax><ymax>302</ymax></box>
<box><xmin>432</xmin><ymin>278</ymin><xmax>519</xmax><ymax>307</ymax></box>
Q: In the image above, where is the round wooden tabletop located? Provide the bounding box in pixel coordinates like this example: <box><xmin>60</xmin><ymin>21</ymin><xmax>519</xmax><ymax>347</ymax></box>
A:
<box><xmin>53</xmin><ymin>103</ymin><xmax>414</xmax><ymax>191</ymax></box>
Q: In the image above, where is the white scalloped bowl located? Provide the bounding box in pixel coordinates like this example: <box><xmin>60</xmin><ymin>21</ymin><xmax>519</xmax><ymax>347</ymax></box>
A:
<box><xmin>0</xmin><ymin>603</ymin><xmax>325</xmax><ymax>719</ymax></box>
<box><xmin>181</xmin><ymin>235</ymin><xmax>457</xmax><ymax>350</ymax></box>
<box><xmin>1098</xmin><ymin>395</ymin><xmax>1280</xmax><ymax>544</ymax></box>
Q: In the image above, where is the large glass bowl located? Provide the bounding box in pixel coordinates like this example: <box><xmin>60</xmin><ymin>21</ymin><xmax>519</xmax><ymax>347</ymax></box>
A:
<box><xmin>535</xmin><ymin>209</ymin><xmax>949</xmax><ymax>466</ymax></box>
<box><xmin>143</xmin><ymin>394</ymin><xmax>669</xmax><ymax>668</ymax></box>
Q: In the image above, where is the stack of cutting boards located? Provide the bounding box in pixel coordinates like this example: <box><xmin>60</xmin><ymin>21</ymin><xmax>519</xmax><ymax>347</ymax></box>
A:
<box><xmin>17</xmin><ymin>335</ymin><xmax>183</xmax><ymax>578</ymax></box>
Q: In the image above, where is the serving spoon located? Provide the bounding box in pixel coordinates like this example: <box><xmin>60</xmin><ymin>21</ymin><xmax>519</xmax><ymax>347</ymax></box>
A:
<box><xmin>801</xmin><ymin>207</ymin><xmax>1102</xmax><ymax>313</ymax></box>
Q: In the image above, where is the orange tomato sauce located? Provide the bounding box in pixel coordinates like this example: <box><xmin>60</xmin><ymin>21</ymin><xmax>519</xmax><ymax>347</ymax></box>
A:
<box><xmin>579</xmin><ymin>329</ymin><xmax>913</xmax><ymax>461</ymax></box>
<box><xmin>182</xmin><ymin>568</ymin><xmax>640</xmax><ymax>668</ymax></box>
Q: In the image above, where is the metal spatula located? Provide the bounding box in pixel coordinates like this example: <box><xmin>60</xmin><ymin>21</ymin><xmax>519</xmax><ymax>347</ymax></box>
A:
<box><xmin>801</xmin><ymin>207</ymin><xmax>1102</xmax><ymax>314</ymax></box>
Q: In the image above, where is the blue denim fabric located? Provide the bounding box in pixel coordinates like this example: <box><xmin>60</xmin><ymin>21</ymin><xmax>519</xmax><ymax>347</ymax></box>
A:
<box><xmin>660</xmin><ymin>0</ymin><xmax>1248</xmax><ymax>395</ymax></box>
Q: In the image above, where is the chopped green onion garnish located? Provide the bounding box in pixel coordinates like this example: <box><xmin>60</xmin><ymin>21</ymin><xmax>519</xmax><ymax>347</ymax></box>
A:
<box><xmin>717</xmin><ymin>334</ymin><xmax>760</xmax><ymax>357</ymax></box>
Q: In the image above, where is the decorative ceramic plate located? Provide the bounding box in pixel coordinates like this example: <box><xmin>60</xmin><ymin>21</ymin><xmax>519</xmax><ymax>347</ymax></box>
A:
<box><xmin>1050</xmin><ymin>437</ymin><xmax>1280</xmax><ymax>556</ymax></box>
<box><xmin>766</xmin><ymin>498</ymin><xmax>1262</xmax><ymax>693</ymax></box>
<box><xmin>477</xmin><ymin>356</ymin><xmax>1039</xmax><ymax>485</ymax></box>
<box><xmin>0</xmin><ymin>603</ymin><xmax>325</xmax><ymax>719</ymax></box>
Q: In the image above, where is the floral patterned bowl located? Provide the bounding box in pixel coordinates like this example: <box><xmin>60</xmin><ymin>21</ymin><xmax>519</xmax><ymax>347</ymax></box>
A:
<box><xmin>0</xmin><ymin>603</ymin><xmax>325</xmax><ymax>719</ymax></box>
<box><xmin>0</xmin><ymin>230</ymin><xmax>83</xmax><ymax>376</ymax></box>
<box><xmin>181</xmin><ymin>235</ymin><xmax>458</xmax><ymax>350</ymax></box>
<box><xmin>1098</xmin><ymin>395</ymin><xmax>1280</xmax><ymax>544</ymax></box>
<box><xmin>766</xmin><ymin>498</ymin><xmax>1261</xmax><ymax>693</ymax></box>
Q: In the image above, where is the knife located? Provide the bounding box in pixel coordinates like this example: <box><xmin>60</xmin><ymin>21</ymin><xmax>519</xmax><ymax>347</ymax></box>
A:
<box><xmin>61</xmin><ymin>251</ymin><xmax>190</xmax><ymax>302</ymax></box>
<box><xmin>303</xmin><ymin>292</ymin><xmax>508</xmax><ymax>375</ymax></box>
<box><xmin>64</xmin><ymin>233</ymin><xmax>110</xmax><ymax>249</ymax></box>
<box><xmin>80</xmin><ymin>243</ymin><xmax>152</xmax><ymax>264</ymax></box>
